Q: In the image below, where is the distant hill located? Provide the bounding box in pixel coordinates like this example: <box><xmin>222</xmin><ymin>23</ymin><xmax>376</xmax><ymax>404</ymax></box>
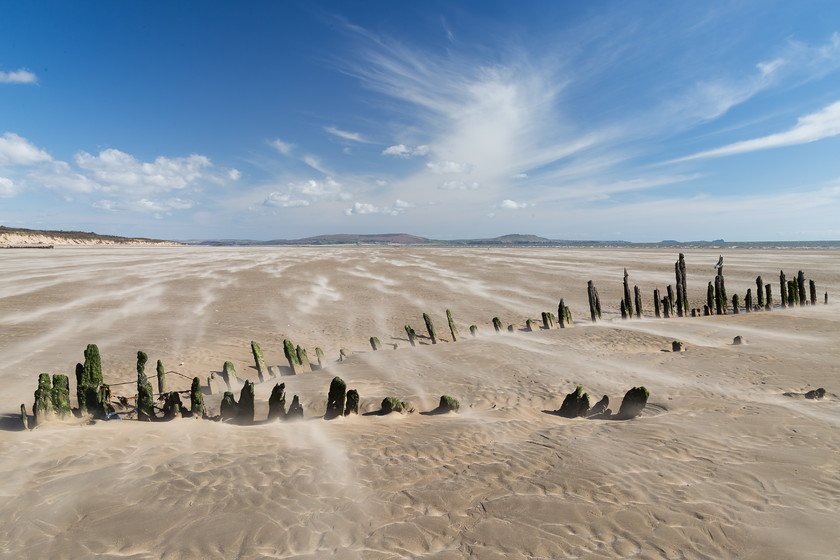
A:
<box><xmin>192</xmin><ymin>233</ymin><xmax>623</xmax><ymax>246</ymax></box>
<box><xmin>0</xmin><ymin>226</ymin><xmax>180</xmax><ymax>247</ymax></box>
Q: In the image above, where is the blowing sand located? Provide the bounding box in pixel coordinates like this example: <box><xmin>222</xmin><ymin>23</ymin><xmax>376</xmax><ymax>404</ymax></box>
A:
<box><xmin>1</xmin><ymin>246</ymin><xmax>838</xmax><ymax>559</ymax></box>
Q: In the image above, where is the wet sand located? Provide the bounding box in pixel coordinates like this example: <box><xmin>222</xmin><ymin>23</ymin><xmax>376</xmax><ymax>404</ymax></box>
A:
<box><xmin>1</xmin><ymin>246</ymin><xmax>838</xmax><ymax>558</ymax></box>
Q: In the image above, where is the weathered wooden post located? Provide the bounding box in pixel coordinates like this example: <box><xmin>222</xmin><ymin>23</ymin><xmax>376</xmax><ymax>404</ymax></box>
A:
<box><xmin>446</xmin><ymin>309</ymin><xmax>459</xmax><ymax>342</ymax></box>
<box><xmin>423</xmin><ymin>313</ymin><xmax>438</xmax><ymax>344</ymax></box>
<box><xmin>190</xmin><ymin>377</ymin><xmax>205</xmax><ymax>418</ymax></box>
<box><xmin>653</xmin><ymin>289</ymin><xmax>661</xmax><ymax>318</ymax></box>
<box><xmin>370</xmin><ymin>336</ymin><xmax>381</xmax><ymax>351</ymax></box>
<box><xmin>663</xmin><ymin>298</ymin><xmax>671</xmax><ymax>318</ymax></box>
<box><xmin>492</xmin><ymin>317</ymin><xmax>503</xmax><ymax>332</ymax></box>
<box><xmin>623</xmin><ymin>269</ymin><xmax>633</xmax><ymax>319</ymax></box>
<box><xmin>764</xmin><ymin>284</ymin><xmax>772</xmax><ymax>311</ymax></box>
<box><xmin>251</xmin><ymin>341</ymin><xmax>269</xmax><ymax>382</ymax></box>
<box><xmin>325</xmin><ymin>376</ymin><xmax>347</xmax><ymax>420</ymax></box>
<box><xmin>703</xmin><ymin>304</ymin><xmax>709</xmax><ymax>316</ymax></box>
<box><xmin>809</xmin><ymin>280</ymin><xmax>817</xmax><ymax>306</ymax></box>
<box><xmin>220</xmin><ymin>392</ymin><xmax>238</xmax><ymax>421</ymax></box>
<box><xmin>714</xmin><ymin>275</ymin><xmax>724</xmax><ymax>315</ymax></box>
<box><xmin>222</xmin><ymin>361</ymin><xmax>237</xmax><ymax>389</ymax></box>
<box><xmin>732</xmin><ymin>294</ymin><xmax>740</xmax><ymax>314</ymax></box>
<box><xmin>756</xmin><ymin>276</ymin><xmax>764</xmax><ymax>309</ymax></box>
<box><xmin>745</xmin><ymin>288</ymin><xmax>752</xmax><ymax>312</ymax></box>
<box><xmin>557</xmin><ymin>386</ymin><xmax>590</xmax><ymax>418</ymax></box>
<box><xmin>666</xmin><ymin>285</ymin><xmax>675</xmax><ymax>317</ymax></box>
<box><xmin>136</xmin><ymin>351</ymin><xmax>155</xmax><ymax>421</ymax></box>
<box><xmin>345</xmin><ymin>389</ymin><xmax>360</xmax><ymax>415</ymax></box>
<box><xmin>617</xmin><ymin>386</ymin><xmax>649</xmax><ymax>419</ymax></box>
<box><xmin>541</xmin><ymin>312</ymin><xmax>554</xmax><ymax>330</ymax></box>
<box><xmin>77</xmin><ymin>343</ymin><xmax>104</xmax><ymax>416</ymax></box>
<box><xmin>779</xmin><ymin>270</ymin><xmax>787</xmax><ymax>308</ymax></box>
<box><xmin>587</xmin><ymin>281</ymin><xmax>601</xmax><ymax>322</ymax></box>
<box><xmin>437</xmin><ymin>395</ymin><xmax>460</xmax><ymax>413</ymax></box>
<box><xmin>238</xmin><ymin>381</ymin><xmax>255</xmax><ymax>423</ymax></box>
<box><xmin>51</xmin><ymin>374</ymin><xmax>71</xmax><ymax>419</ymax></box>
<box><xmin>315</xmin><ymin>347</ymin><xmax>326</xmax><ymax>369</ymax></box>
<box><xmin>469</xmin><ymin>325</ymin><xmax>478</xmax><ymax>337</ymax></box>
<box><xmin>380</xmin><ymin>397</ymin><xmax>410</xmax><ymax>414</ymax></box>
<box><xmin>825</xmin><ymin>292</ymin><xmax>829</xmax><ymax>304</ymax></box>
<box><xmin>405</xmin><ymin>325</ymin><xmax>418</xmax><ymax>346</ymax></box>
<box><xmin>634</xmin><ymin>286</ymin><xmax>643</xmax><ymax>319</ymax></box>
<box><xmin>296</xmin><ymin>346</ymin><xmax>312</xmax><ymax>372</ymax></box>
<box><xmin>526</xmin><ymin>319</ymin><xmax>537</xmax><ymax>332</ymax></box>
<box><xmin>156</xmin><ymin>360</ymin><xmax>166</xmax><ymax>395</ymax></box>
<box><xmin>34</xmin><ymin>373</ymin><xmax>54</xmax><ymax>424</ymax></box>
<box><xmin>284</xmin><ymin>339</ymin><xmax>303</xmax><ymax>374</ymax></box>
<box><xmin>797</xmin><ymin>271</ymin><xmax>806</xmax><ymax>306</ymax></box>
<box><xmin>162</xmin><ymin>391</ymin><xmax>183</xmax><ymax>419</ymax></box>
<box><xmin>287</xmin><ymin>395</ymin><xmax>304</xmax><ymax>419</ymax></box>
<box><xmin>267</xmin><ymin>383</ymin><xmax>286</xmax><ymax>420</ymax></box>
<box><xmin>706</xmin><ymin>282</ymin><xmax>714</xmax><ymax>315</ymax></box>
<box><xmin>675</xmin><ymin>253</ymin><xmax>688</xmax><ymax>317</ymax></box>
<box><xmin>620</xmin><ymin>301</ymin><xmax>628</xmax><ymax>320</ymax></box>
<box><xmin>788</xmin><ymin>280</ymin><xmax>797</xmax><ymax>307</ymax></box>
<box><xmin>207</xmin><ymin>372</ymin><xmax>221</xmax><ymax>395</ymax></box>
<box><xmin>20</xmin><ymin>404</ymin><xmax>29</xmax><ymax>430</ymax></box>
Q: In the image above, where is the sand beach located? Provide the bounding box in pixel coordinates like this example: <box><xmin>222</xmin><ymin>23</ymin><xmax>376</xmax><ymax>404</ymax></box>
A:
<box><xmin>0</xmin><ymin>246</ymin><xmax>838</xmax><ymax>559</ymax></box>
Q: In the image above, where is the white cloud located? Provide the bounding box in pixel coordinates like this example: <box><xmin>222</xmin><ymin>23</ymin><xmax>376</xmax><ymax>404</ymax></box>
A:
<box><xmin>498</xmin><ymin>199</ymin><xmax>529</xmax><ymax>209</ymax></box>
<box><xmin>270</xmin><ymin>139</ymin><xmax>294</xmax><ymax>155</ymax></box>
<box><xmin>0</xmin><ymin>176</ymin><xmax>18</xmax><ymax>197</ymax></box>
<box><xmin>382</xmin><ymin>144</ymin><xmax>429</xmax><ymax>158</ymax></box>
<box><xmin>675</xmin><ymin>100</ymin><xmax>840</xmax><ymax>161</ymax></box>
<box><xmin>439</xmin><ymin>180</ymin><xmax>479</xmax><ymax>191</ymax></box>
<box><xmin>264</xmin><ymin>192</ymin><xmax>310</xmax><ymax>208</ymax></box>
<box><xmin>375</xmin><ymin>179</ymin><xmax>388</xmax><ymax>186</ymax></box>
<box><xmin>324</xmin><ymin>125</ymin><xmax>372</xmax><ymax>143</ymax></box>
<box><xmin>0</xmin><ymin>133</ymin><xmax>52</xmax><ymax>166</ymax></box>
<box><xmin>30</xmin><ymin>161</ymin><xmax>99</xmax><ymax>194</ymax></box>
<box><xmin>303</xmin><ymin>155</ymin><xmax>331</xmax><ymax>175</ymax></box>
<box><xmin>513</xmin><ymin>173</ymin><xmax>528</xmax><ymax>179</ymax></box>
<box><xmin>344</xmin><ymin>200</ymin><xmax>412</xmax><ymax>216</ymax></box>
<box><xmin>0</xmin><ymin>69</ymin><xmax>37</xmax><ymax>84</ymax></box>
<box><xmin>74</xmin><ymin>149</ymin><xmax>212</xmax><ymax>193</ymax></box>
<box><xmin>228</xmin><ymin>169</ymin><xmax>242</xmax><ymax>181</ymax></box>
<box><xmin>426</xmin><ymin>160</ymin><xmax>472</xmax><ymax>174</ymax></box>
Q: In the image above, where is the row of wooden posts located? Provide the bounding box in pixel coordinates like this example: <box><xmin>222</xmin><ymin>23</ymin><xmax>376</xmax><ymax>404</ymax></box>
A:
<box><xmin>23</xmin><ymin>254</ymin><xmax>825</xmax><ymax>428</ymax></box>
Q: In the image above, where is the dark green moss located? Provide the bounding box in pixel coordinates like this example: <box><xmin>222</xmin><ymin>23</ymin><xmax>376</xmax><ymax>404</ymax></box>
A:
<box><xmin>296</xmin><ymin>345</ymin><xmax>312</xmax><ymax>372</ymax></box>
<box><xmin>437</xmin><ymin>395</ymin><xmax>460</xmax><ymax>412</ymax></box>
<box><xmin>380</xmin><ymin>397</ymin><xmax>410</xmax><ymax>414</ymax></box>
<box><xmin>405</xmin><ymin>325</ymin><xmax>418</xmax><ymax>347</ymax></box>
<box><xmin>344</xmin><ymin>389</ymin><xmax>360</xmax><ymax>416</ymax></box>
<box><xmin>268</xmin><ymin>383</ymin><xmax>286</xmax><ymax>421</ymax></box>
<box><xmin>446</xmin><ymin>309</ymin><xmax>459</xmax><ymax>342</ymax></box>
<box><xmin>136</xmin><ymin>351</ymin><xmax>155</xmax><ymax>421</ymax></box>
<box><xmin>222</xmin><ymin>361</ymin><xmax>237</xmax><ymax>389</ymax></box>
<box><xmin>220</xmin><ymin>391</ymin><xmax>238</xmax><ymax>421</ymax></box>
<box><xmin>190</xmin><ymin>377</ymin><xmax>205</xmax><ymax>418</ymax></box>
<box><xmin>34</xmin><ymin>373</ymin><xmax>54</xmax><ymax>424</ymax></box>
<box><xmin>423</xmin><ymin>313</ymin><xmax>437</xmax><ymax>344</ymax></box>
<box><xmin>284</xmin><ymin>339</ymin><xmax>302</xmax><ymax>373</ymax></box>
<box><xmin>325</xmin><ymin>376</ymin><xmax>347</xmax><ymax>420</ymax></box>
<box><xmin>51</xmin><ymin>374</ymin><xmax>71</xmax><ymax>419</ymax></box>
<box><xmin>156</xmin><ymin>359</ymin><xmax>166</xmax><ymax>394</ymax></box>
<box><xmin>251</xmin><ymin>341</ymin><xmax>268</xmax><ymax>382</ymax></box>
<box><xmin>370</xmin><ymin>336</ymin><xmax>381</xmax><ymax>351</ymax></box>
<box><xmin>557</xmin><ymin>386</ymin><xmax>590</xmax><ymax>418</ymax></box>
<box><xmin>162</xmin><ymin>391</ymin><xmax>183</xmax><ymax>419</ymax></box>
<box><xmin>492</xmin><ymin>317</ymin><xmax>503</xmax><ymax>332</ymax></box>
<box><xmin>617</xmin><ymin>386</ymin><xmax>649</xmax><ymax>419</ymax></box>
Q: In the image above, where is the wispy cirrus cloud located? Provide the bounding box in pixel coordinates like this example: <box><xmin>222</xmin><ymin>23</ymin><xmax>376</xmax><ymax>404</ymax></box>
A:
<box><xmin>0</xmin><ymin>68</ymin><xmax>37</xmax><ymax>84</ymax></box>
<box><xmin>270</xmin><ymin>139</ymin><xmax>294</xmax><ymax>155</ymax></box>
<box><xmin>382</xmin><ymin>144</ymin><xmax>429</xmax><ymax>157</ymax></box>
<box><xmin>324</xmin><ymin>125</ymin><xmax>373</xmax><ymax>143</ymax></box>
<box><xmin>674</xmin><ymin>100</ymin><xmax>840</xmax><ymax>162</ymax></box>
<box><xmin>344</xmin><ymin>199</ymin><xmax>412</xmax><ymax>216</ymax></box>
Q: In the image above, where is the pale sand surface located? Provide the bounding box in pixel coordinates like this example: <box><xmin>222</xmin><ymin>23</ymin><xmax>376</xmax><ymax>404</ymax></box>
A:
<box><xmin>1</xmin><ymin>246</ymin><xmax>838</xmax><ymax>559</ymax></box>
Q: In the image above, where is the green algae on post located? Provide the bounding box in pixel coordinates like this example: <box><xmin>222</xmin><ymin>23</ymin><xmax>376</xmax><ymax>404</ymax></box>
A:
<box><xmin>315</xmin><ymin>347</ymin><xmax>326</xmax><ymax>369</ymax></box>
<box><xmin>34</xmin><ymin>373</ymin><xmax>54</xmax><ymax>424</ymax></box>
<box><xmin>492</xmin><ymin>317</ymin><xmax>503</xmax><ymax>332</ymax></box>
<box><xmin>51</xmin><ymin>374</ymin><xmax>71</xmax><ymax>419</ymax></box>
<box><xmin>437</xmin><ymin>395</ymin><xmax>460</xmax><ymax>413</ymax></box>
<box><xmin>190</xmin><ymin>377</ymin><xmax>205</xmax><ymax>418</ymax></box>
<box><xmin>405</xmin><ymin>325</ymin><xmax>418</xmax><ymax>347</ymax></box>
<box><xmin>446</xmin><ymin>309</ymin><xmax>459</xmax><ymax>342</ymax></box>
<box><xmin>284</xmin><ymin>339</ymin><xmax>302</xmax><ymax>374</ymax></box>
<box><xmin>156</xmin><ymin>359</ymin><xmax>166</xmax><ymax>395</ymax></box>
<box><xmin>370</xmin><ymin>336</ymin><xmax>381</xmax><ymax>351</ymax></box>
<box><xmin>381</xmin><ymin>397</ymin><xmax>410</xmax><ymax>414</ymax></box>
<box><xmin>222</xmin><ymin>361</ymin><xmax>237</xmax><ymax>389</ymax></box>
<box><xmin>163</xmin><ymin>391</ymin><xmax>183</xmax><ymax>419</ymax></box>
<box><xmin>296</xmin><ymin>345</ymin><xmax>312</xmax><ymax>373</ymax></box>
<box><xmin>136</xmin><ymin>351</ymin><xmax>155</xmax><ymax>421</ymax></box>
<box><xmin>220</xmin><ymin>391</ymin><xmax>238</xmax><ymax>421</ymax></box>
<box><xmin>423</xmin><ymin>313</ymin><xmax>438</xmax><ymax>344</ymax></box>
<box><xmin>251</xmin><ymin>341</ymin><xmax>269</xmax><ymax>382</ymax></box>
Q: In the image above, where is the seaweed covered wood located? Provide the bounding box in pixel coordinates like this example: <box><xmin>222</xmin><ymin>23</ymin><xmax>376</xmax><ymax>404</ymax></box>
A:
<box><xmin>136</xmin><ymin>351</ymin><xmax>155</xmax><ymax>421</ymax></box>
<box><xmin>51</xmin><ymin>374</ymin><xmax>71</xmax><ymax>419</ymax></box>
<box><xmin>344</xmin><ymin>389</ymin><xmax>360</xmax><ymax>416</ymax></box>
<box><xmin>284</xmin><ymin>339</ymin><xmax>303</xmax><ymax>374</ymax></box>
<box><xmin>617</xmin><ymin>386</ymin><xmax>649</xmax><ymax>419</ymax></box>
<box><xmin>251</xmin><ymin>341</ymin><xmax>269</xmax><ymax>382</ymax></box>
<box><xmin>437</xmin><ymin>395</ymin><xmax>460</xmax><ymax>413</ymax></box>
<box><xmin>156</xmin><ymin>360</ymin><xmax>166</xmax><ymax>395</ymax></box>
<box><xmin>33</xmin><ymin>373</ymin><xmax>54</xmax><ymax>424</ymax></box>
<box><xmin>325</xmin><ymin>377</ymin><xmax>347</xmax><ymax>420</ymax></box>
<box><xmin>220</xmin><ymin>392</ymin><xmax>238</xmax><ymax>421</ymax></box>
<box><xmin>381</xmin><ymin>397</ymin><xmax>410</xmax><ymax>414</ymax></box>
<box><xmin>423</xmin><ymin>313</ymin><xmax>438</xmax><ymax>344</ymax></box>
<box><xmin>77</xmin><ymin>344</ymin><xmax>104</xmax><ymax>416</ymax></box>
<box><xmin>190</xmin><ymin>377</ymin><xmax>205</xmax><ymax>418</ymax></box>
<box><xmin>446</xmin><ymin>309</ymin><xmax>459</xmax><ymax>342</ymax></box>
<box><xmin>557</xmin><ymin>386</ymin><xmax>590</xmax><ymax>418</ymax></box>
<box><xmin>222</xmin><ymin>361</ymin><xmax>237</xmax><ymax>389</ymax></box>
<box><xmin>268</xmin><ymin>383</ymin><xmax>286</xmax><ymax>421</ymax></box>
<box><xmin>238</xmin><ymin>381</ymin><xmax>255</xmax><ymax>423</ymax></box>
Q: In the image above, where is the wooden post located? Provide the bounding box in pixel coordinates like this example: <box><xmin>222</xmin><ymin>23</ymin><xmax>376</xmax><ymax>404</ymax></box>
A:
<box><xmin>405</xmin><ymin>325</ymin><xmax>418</xmax><ymax>346</ymax></box>
<box><xmin>623</xmin><ymin>269</ymin><xmax>633</xmax><ymax>318</ymax></box>
<box><xmin>587</xmin><ymin>281</ymin><xmax>601</xmax><ymax>322</ymax></box>
<box><xmin>190</xmin><ymin>377</ymin><xmax>205</xmax><ymax>418</ymax></box>
<box><xmin>653</xmin><ymin>289</ymin><xmax>661</xmax><ymax>318</ymax></box>
<box><xmin>222</xmin><ymin>361</ymin><xmax>237</xmax><ymax>389</ymax></box>
<box><xmin>446</xmin><ymin>309</ymin><xmax>459</xmax><ymax>342</ymax></box>
<box><xmin>370</xmin><ymin>337</ymin><xmax>381</xmax><ymax>351</ymax></box>
<box><xmin>707</xmin><ymin>282</ymin><xmax>714</xmax><ymax>315</ymax></box>
<box><xmin>732</xmin><ymin>294</ymin><xmax>740</xmax><ymax>314</ymax></box>
<box><xmin>745</xmin><ymin>288</ymin><xmax>752</xmax><ymax>313</ymax></box>
<box><xmin>764</xmin><ymin>284</ymin><xmax>772</xmax><ymax>311</ymax></box>
<box><xmin>251</xmin><ymin>341</ymin><xmax>268</xmax><ymax>382</ymax></box>
<box><xmin>324</xmin><ymin>377</ymin><xmax>346</xmax><ymax>420</ymax></box>
<box><xmin>809</xmin><ymin>280</ymin><xmax>817</xmax><ymax>306</ymax></box>
<box><xmin>469</xmin><ymin>325</ymin><xmax>478</xmax><ymax>337</ymax></box>
<box><xmin>284</xmin><ymin>339</ymin><xmax>303</xmax><ymax>374</ymax></box>
<box><xmin>797</xmin><ymin>271</ymin><xmax>806</xmax><ymax>306</ymax></box>
<box><xmin>634</xmin><ymin>286</ymin><xmax>643</xmax><ymax>319</ymax></box>
<box><xmin>756</xmin><ymin>276</ymin><xmax>764</xmax><ymax>309</ymax></box>
<box><xmin>779</xmin><ymin>270</ymin><xmax>787</xmax><ymax>308</ymax></box>
<box><xmin>136</xmin><ymin>351</ymin><xmax>155</xmax><ymax>421</ymax></box>
<box><xmin>423</xmin><ymin>313</ymin><xmax>438</xmax><ymax>344</ymax></box>
<box><xmin>492</xmin><ymin>317</ymin><xmax>503</xmax><ymax>332</ymax></box>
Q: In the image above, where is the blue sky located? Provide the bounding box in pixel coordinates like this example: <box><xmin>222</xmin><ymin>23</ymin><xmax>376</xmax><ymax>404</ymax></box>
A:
<box><xmin>2</xmin><ymin>1</ymin><xmax>840</xmax><ymax>241</ymax></box>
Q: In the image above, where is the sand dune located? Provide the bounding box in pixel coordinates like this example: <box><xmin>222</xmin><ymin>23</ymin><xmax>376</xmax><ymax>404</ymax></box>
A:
<box><xmin>1</xmin><ymin>246</ymin><xmax>838</xmax><ymax>558</ymax></box>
